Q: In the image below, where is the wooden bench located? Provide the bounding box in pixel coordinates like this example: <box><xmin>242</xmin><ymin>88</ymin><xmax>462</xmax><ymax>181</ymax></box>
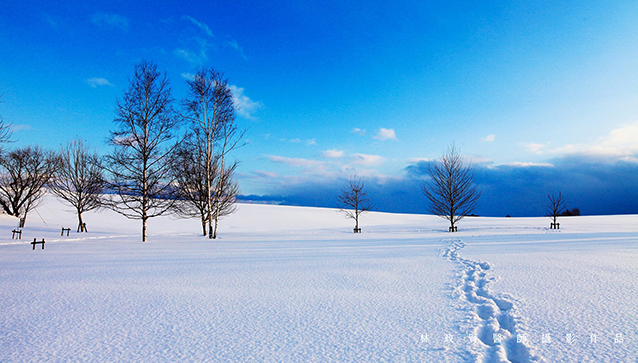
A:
<box><xmin>31</xmin><ymin>238</ymin><xmax>45</xmax><ymax>250</ymax></box>
<box><xmin>61</xmin><ymin>227</ymin><xmax>71</xmax><ymax>236</ymax></box>
<box><xmin>550</xmin><ymin>222</ymin><xmax>560</xmax><ymax>230</ymax></box>
<box><xmin>353</xmin><ymin>228</ymin><xmax>361</xmax><ymax>233</ymax></box>
<box><xmin>449</xmin><ymin>226</ymin><xmax>458</xmax><ymax>232</ymax></box>
<box><xmin>12</xmin><ymin>229</ymin><xmax>22</xmax><ymax>239</ymax></box>
<box><xmin>77</xmin><ymin>223</ymin><xmax>87</xmax><ymax>233</ymax></box>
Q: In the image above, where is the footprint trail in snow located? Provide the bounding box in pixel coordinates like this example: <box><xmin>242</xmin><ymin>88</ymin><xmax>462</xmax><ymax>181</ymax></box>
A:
<box><xmin>443</xmin><ymin>239</ymin><xmax>543</xmax><ymax>363</ymax></box>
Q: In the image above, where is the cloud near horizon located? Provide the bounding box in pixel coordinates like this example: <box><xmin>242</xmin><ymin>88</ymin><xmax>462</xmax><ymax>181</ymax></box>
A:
<box><xmin>351</xmin><ymin>153</ymin><xmax>385</xmax><ymax>166</ymax></box>
<box><xmin>248</xmin><ymin>153</ymin><xmax>638</xmax><ymax>217</ymax></box>
<box><xmin>266</xmin><ymin>155</ymin><xmax>325</xmax><ymax>168</ymax></box>
<box><xmin>524</xmin><ymin>121</ymin><xmax>638</xmax><ymax>159</ymax></box>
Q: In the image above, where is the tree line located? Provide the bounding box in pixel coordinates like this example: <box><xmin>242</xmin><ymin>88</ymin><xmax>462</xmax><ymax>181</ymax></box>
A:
<box><xmin>338</xmin><ymin>145</ymin><xmax>574</xmax><ymax>233</ymax></box>
<box><xmin>0</xmin><ymin>61</ymin><xmax>243</xmax><ymax>242</ymax></box>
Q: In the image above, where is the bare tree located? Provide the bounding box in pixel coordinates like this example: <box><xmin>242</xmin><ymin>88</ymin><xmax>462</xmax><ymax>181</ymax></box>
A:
<box><xmin>547</xmin><ymin>191</ymin><xmax>566</xmax><ymax>229</ymax></box>
<box><xmin>422</xmin><ymin>144</ymin><xmax>480</xmax><ymax>232</ymax></box>
<box><xmin>105</xmin><ymin>61</ymin><xmax>181</xmax><ymax>242</ymax></box>
<box><xmin>0</xmin><ymin>146</ymin><xmax>58</xmax><ymax>226</ymax></box>
<box><xmin>337</xmin><ymin>175</ymin><xmax>374</xmax><ymax>233</ymax></box>
<box><xmin>170</xmin><ymin>134</ymin><xmax>239</xmax><ymax>236</ymax></box>
<box><xmin>182</xmin><ymin>68</ymin><xmax>242</xmax><ymax>239</ymax></box>
<box><xmin>50</xmin><ymin>140</ymin><xmax>105</xmax><ymax>232</ymax></box>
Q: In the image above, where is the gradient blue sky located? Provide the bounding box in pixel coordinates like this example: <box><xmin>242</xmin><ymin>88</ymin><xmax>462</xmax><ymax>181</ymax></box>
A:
<box><xmin>2</xmin><ymin>1</ymin><xmax>638</xmax><ymax>215</ymax></box>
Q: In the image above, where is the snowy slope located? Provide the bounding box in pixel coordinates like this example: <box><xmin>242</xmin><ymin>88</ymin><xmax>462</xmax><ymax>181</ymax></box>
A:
<box><xmin>0</xmin><ymin>194</ymin><xmax>636</xmax><ymax>362</ymax></box>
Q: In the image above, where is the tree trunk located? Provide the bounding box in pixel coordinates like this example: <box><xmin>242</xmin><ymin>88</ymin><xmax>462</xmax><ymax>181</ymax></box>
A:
<box><xmin>142</xmin><ymin>217</ymin><xmax>148</xmax><ymax>242</ymax></box>
<box><xmin>201</xmin><ymin>216</ymin><xmax>207</xmax><ymax>236</ymax></box>
<box><xmin>212</xmin><ymin>213</ymin><xmax>219</xmax><ymax>239</ymax></box>
<box><xmin>77</xmin><ymin>211</ymin><xmax>84</xmax><ymax>232</ymax></box>
<box><xmin>208</xmin><ymin>212</ymin><xmax>213</xmax><ymax>239</ymax></box>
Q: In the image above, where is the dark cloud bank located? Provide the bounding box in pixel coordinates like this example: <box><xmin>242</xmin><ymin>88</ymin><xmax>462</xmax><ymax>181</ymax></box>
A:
<box><xmin>243</xmin><ymin>157</ymin><xmax>638</xmax><ymax>217</ymax></box>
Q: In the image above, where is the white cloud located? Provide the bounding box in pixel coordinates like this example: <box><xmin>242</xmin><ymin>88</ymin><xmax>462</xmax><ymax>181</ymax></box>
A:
<box><xmin>525</xmin><ymin>142</ymin><xmax>549</xmax><ymax>154</ymax></box>
<box><xmin>351</xmin><ymin>153</ymin><xmax>385</xmax><ymax>166</ymax></box>
<box><xmin>228</xmin><ymin>40</ymin><xmax>248</xmax><ymax>60</ymax></box>
<box><xmin>91</xmin><ymin>13</ymin><xmax>129</xmax><ymax>31</ymax></box>
<box><xmin>229</xmin><ymin>85</ymin><xmax>263</xmax><ymax>120</ymax></box>
<box><xmin>182</xmin><ymin>16</ymin><xmax>213</xmax><ymax>37</ymax></box>
<box><xmin>173</xmin><ymin>48</ymin><xmax>208</xmax><ymax>65</ymax></box>
<box><xmin>351</xmin><ymin>128</ymin><xmax>366</xmax><ymax>135</ymax></box>
<box><xmin>86</xmin><ymin>77</ymin><xmax>114</xmax><ymax>88</ymax></box>
<box><xmin>483</xmin><ymin>134</ymin><xmax>495</xmax><ymax>142</ymax></box>
<box><xmin>465</xmin><ymin>155</ymin><xmax>493</xmax><ymax>165</ymax></box>
<box><xmin>10</xmin><ymin>124</ymin><xmax>31</xmax><ymax>132</ymax></box>
<box><xmin>181</xmin><ymin>73</ymin><xmax>195</xmax><ymax>81</ymax></box>
<box><xmin>526</xmin><ymin>121</ymin><xmax>638</xmax><ymax>159</ymax></box>
<box><xmin>408</xmin><ymin>157</ymin><xmax>431</xmax><ymax>164</ymax></box>
<box><xmin>267</xmin><ymin>155</ymin><xmax>324</xmax><ymax>168</ymax></box>
<box><xmin>323</xmin><ymin>149</ymin><xmax>345</xmax><ymax>158</ymax></box>
<box><xmin>306</xmin><ymin>139</ymin><xmax>317</xmax><ymax>146</ymax></box>
<box><xmin>568</xmin><ymin>121</ymin><xmax>638</xmax><ymax>157</ymax></box>
<box><xmin>374</xmin><ymin>128</ymin><xmax>397</xmax><ymax>141</ymax></box>
<box><xmin>506</xmin><ymin>162</ymin><xmax>554</xmax><ymax>167</ymax></box>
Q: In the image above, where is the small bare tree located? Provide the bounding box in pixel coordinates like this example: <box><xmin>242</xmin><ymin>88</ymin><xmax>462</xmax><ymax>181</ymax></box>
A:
<box><xmin>0</xmin><ymin>146</ymin><xmax>58</xmax><ymax>226</ymax></box>
<box><xmin>547</xmin><ymin>191</ymin><xmax>566</xmax><ymax>229</ymax></box>
<box><xmin>337</xmin><ymin>175</ymin><xmax>374</xmax><ymax>233</ymax></box>
<box><xmin>422</xmin><ymin>144</ymin><xmax>480</xmax><ymax>232</ymax></box>
<box><xmin>50</xmin><ymin>140</ymin><xmax>105</xmax><ymax>232</ymax></box>
<box><xmin>105</xmin><ymin>61</ymin><xmax>181</xmax><ymax>242</ymax></box>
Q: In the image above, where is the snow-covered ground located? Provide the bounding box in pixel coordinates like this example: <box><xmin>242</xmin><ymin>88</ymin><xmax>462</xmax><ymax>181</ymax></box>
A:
<box><xmin>1</xmin><ymin>195</ymin><xmax>636</xmax><ymax>362</ymax></box>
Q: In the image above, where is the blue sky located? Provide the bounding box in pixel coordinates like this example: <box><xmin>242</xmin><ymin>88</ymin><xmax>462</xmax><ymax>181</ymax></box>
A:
<box><xmin>2</xmin><ymin>1</ymin><xmax>638</xmax><ymax>216</ymax></box>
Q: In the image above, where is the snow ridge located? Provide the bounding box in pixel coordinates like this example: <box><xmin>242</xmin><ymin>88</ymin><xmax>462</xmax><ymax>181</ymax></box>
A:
<box><xmin>443</xmin><ymin>239</ymin><xmax>543</xmax><ymax>363</ymax></box>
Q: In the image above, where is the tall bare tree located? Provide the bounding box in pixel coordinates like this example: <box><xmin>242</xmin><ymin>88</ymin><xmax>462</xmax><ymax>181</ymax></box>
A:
<box><xmin>50</xmin><ymin>140</ymin><xmax>105</xmax><ymax>232</ymax></box>
<box><xmin>105</xmin><ymin>61</ymin><xmax>180</xmax><ymax>242</ymax></box>
<box><xmin>422</xmin><ymin>144</ymin><xmax>480</xmax><ymax>232</ymax></box>
<box><xmin>547</xmin><ymin>191</ymin><xmax>566</xmax><ymax>229</ymax></box>
<box><xmin>0</xmin><ymin>146</ymin><xmax>58</xmax><ymax>226</ymax></box>
<box><xmin>182</xmin><ymin>68</ymin><xmax>242</xmax><ymax>239</ymax></box>
<box><xmin>337</xmin><ymin>175</ymin><xmax>374</xmax><ymax>233</ymax></box>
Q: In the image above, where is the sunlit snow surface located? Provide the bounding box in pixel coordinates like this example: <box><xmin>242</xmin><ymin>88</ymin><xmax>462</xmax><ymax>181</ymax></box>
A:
<box><xmin>1</xmin><ymin>195</ymin><xmax>636</xmax><ymax>362</ymax></box>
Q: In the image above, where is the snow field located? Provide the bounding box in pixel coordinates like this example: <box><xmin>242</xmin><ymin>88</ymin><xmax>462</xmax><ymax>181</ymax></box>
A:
<box><xmin>0</xmin><ymin>195</ymin><xmax>637</xmax><ymax>362</ymax></box>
